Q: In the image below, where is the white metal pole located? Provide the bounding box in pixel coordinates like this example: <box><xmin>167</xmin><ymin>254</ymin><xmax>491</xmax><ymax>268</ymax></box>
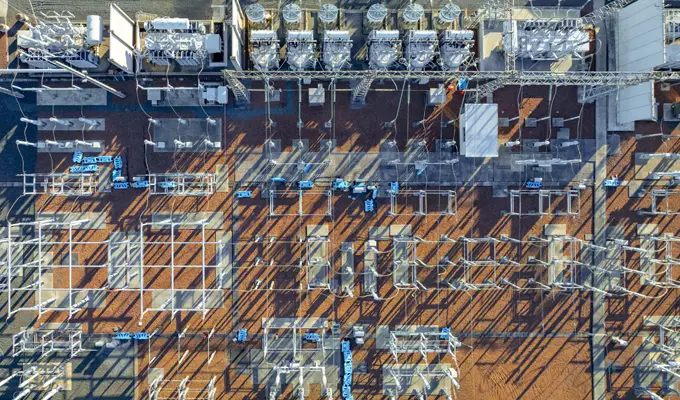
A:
<box><xmin>40</xmin><ymin>387</ymin><xmax>61</xmax><ymax>400</ymax></box>
<box><xmin>139</xmin><ymin>223</ymin><xmax>145</xmax><ymax>326</ymax></box>
<box><xmin>0</xmin><ymin>372</ymin><xmax>18</xmax><ymax>387</ymax></box>
<box><xmin>202</xmin><ymin>223</ymin><xmax>206</xmax><ymax>319</ymax></box>
<box><xmin>171</xmin><ymin>222</ymin><xmax>175</xmax><ymax>320</ymax></box>
<box><xmin>44</xmin><ymin>60</ymin><xmax>127</xmax><ymax>99</ymax></box>
<box><xmin>7</xmin><ymin>223</ymin><xmax>13</xmax><ymax>320</ymax></box>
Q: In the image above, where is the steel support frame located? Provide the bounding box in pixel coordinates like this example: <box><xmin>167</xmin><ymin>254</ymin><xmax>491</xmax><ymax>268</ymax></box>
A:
<box><xmin>5</xmin><ymin>219</ymin><xmax>105</xmax><ymax>320</ymax></box>
<box><xmin>389</xmin><ymin>190</ymin><xmax>457</xmax><ymax>216</ymax></box>
<box><xmin>262</xmin><ymin>320</ymin><xmax>328</xmax><ymax>382</ymax></box>
<box><xmin>12</xmin><ymin>328</ymin><xmax>83</xmax><ymax>358</ymax></box>
<box><xmin>305</xmin><ymin>236</ymin><xmax>331</xmax><ymax>290</ymax></box>
<box><xmin>139</xmin><ymin>219</ymin><xmax>220</xmax><ymax>323</ymax></box>
<box><xmin>640</xmin><ymin>190</ymin><xmax>680</xmax><ymax>216</ymax></box>
<box><xmin>149</xmin><ymin>173</ymin><xmax>217</xmax><ymax>196</ymax></box>
<box><xmin>388</xmin><ymin>330</ymin><xmax>460</xmax><ymax>359</ymax></box>
<box><xmin>224</xmin><ymin>69</ymin><xmax>680</xmax><ymax>85</ymax></box>
<box><xmin>508</xmin><ymin>190</ymin><xmax>580</xmax><ymax>216</ymax></box>
<box><xmin>22</xmin><ymin>173</ymin><xmax>96</xmax><ymax>196</ymax></box>
<box><xmin>269</xmin><ymin>189</ymin><xmax>332</xmax><ymax>217</ymax></box>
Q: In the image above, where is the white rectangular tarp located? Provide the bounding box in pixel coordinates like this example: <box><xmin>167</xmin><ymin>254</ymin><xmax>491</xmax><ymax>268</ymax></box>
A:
<box><xmin>614</xmin><ymin>0</ymin><xmax>663</xmax><ymax>123</ymax></box>
<box><xmin>109</xmin><ymin>4</ymin><xmax>135</xmax><ymax>73</ymax></box>
<box><xmin>229</xmin><ymin>0</ymin><xmax>245</xmax><ymax>70</ymax></box>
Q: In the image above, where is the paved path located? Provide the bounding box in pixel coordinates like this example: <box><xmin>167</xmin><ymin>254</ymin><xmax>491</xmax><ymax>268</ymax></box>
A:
<box><xmin>591</xmin><ymin>0</ymin><xmax>609</xmax><ymax>398</ymax></box>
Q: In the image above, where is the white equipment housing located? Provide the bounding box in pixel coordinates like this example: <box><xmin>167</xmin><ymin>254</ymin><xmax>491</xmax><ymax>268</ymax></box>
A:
<box><xmin>286</xmin><ymin>30</ymin><xmax>316</xmax><ymax>70</ymax></box>
<box><xmin>250</xmin><ymin>30</ymin><xmax>280</xmax><ymax>71</ymax></box>
<box><xmin>322</xmin><ymin>30</ymin><xmax>352</xmax><ymax>70</ymax></box>
<box><xmin>404</xmin><ymin>30</ymin><xmax>437</xmax><ymax>70</ymax></box>
<box><xmin>502</xmin><ymin>19</ymin><xmax>590</xmax><ymax>61</ymax></box>
<box><xmin>17</xmin><ymin>11</ymin><xmax>101</xmax><ymax>69</ymax></box>
<box><xmin>143</xmin><ymin>17</ymin><xmax>221</xmax><ymax>66</ymax></box>
<box><xmin>368</xmin><ymin>30</ymin><xmax>401</xmax><ymax>70</ymax></box>
<box><xmin>439</xmin><ymin>30</ymin><xmax>473</xmax><ymax>70</ymax></box>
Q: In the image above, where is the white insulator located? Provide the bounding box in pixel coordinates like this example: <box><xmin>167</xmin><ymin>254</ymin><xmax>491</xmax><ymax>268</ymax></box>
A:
<box><xmin>49</xmin><ymin>117</ymin><xmax>73</xmax><ymax>126</ymax></box>
<box><xmin>437</xmin><ymin>3</ymin><xmax>461</xmax><ymax>25</ymax></box>
<box><xmin>283</xmin><ymin>3</ymin><xmax>302</xmax><ymax>26</ymax></box>
<box><xmin>366</xmin><ymin>3</ymin><xmax>388</xmax><ymax>26</ymax></box>
<box><xmin>402</xmin><ymin>3</ymin><xmax>424</xmax><ymax>25</ymax></box>
<box><xmin>319</xmin><ymin>3</ymin><xmax>338</xmax><ymax>26</ymax></box>
<box><xmin>20</xmin><ymin>117</ymin><xmax>44</xmax><ymax>126</ymax></box>
<box><xmin>245</xmin><ymin>3</ymin><xmax>267</xmax><ymax>24</ymax></box>
<box><xmin>78</xmin><ymin>117</ymin><xmax>99</xmax><ymax>126</ymax></box>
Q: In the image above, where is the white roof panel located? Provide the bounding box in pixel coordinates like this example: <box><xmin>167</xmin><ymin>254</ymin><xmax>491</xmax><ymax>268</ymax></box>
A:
<box><xmin>618</xmin><ymin>82</ymin><xmax>655</xmax><ymax>123</ymax></box>
<box><xmin>460</xmin><ymin>104</ymin><xmax>499</xmax><ymax>158</ymax></box>
<box><xmin>109</xmin><ymin>4</ymin><xmax>135</xmax><ymax>73</ymax></box>
<box><xmin>616</xmin><ymin>0</ymin><xmax>664</xmax><ymax>71</ymax></box>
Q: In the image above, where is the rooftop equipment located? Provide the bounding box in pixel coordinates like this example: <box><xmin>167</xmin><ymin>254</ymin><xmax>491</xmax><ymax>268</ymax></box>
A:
<box><xmin>86</xmin><ymin>15</ymin><xmax>103</xmax><ymax>45</ymax></box>
<box><xmin>322</xmin><ymin>30</ymin><xmax>352</xmax><ymax>70</ymax></box>
<box><xmin>249</xmin><ymin>30</ymin><xmax>280</xmax><ymax>71</ymax></box>
<box><xmin>401</xmin><ymin>2</ymin><xmax>424</xmax><ymax>30</ymax></box>
<box><xmin>282</xmin><ymin>3</ymin><xmax>302</xmax><ymax>29</ymax></box>
<box><xmin>404</xmin><ymin>30</ymin><xmax>437</xmax><ymax>70</ymax></box>
<box><xmin>436</xmin><ymin>3</ymin><xmax>461</xmax><ymax>29</ymax></box>
<box><xmin>502</xmin><ymin>19</ymin><xmax>590</xmax><ymax>61</ymax></box>
<box><xmin>245</xmin><ymin>3</ymin><xmax>267</xmax><ymax>28</ymax></box>
<box><xmin>319</xmin><ymin>3</ymin><xmax>339</xmax><ymax>28</ymax></box>
<box><xmin>286</xmin><ymin>30</ymin><xmax>316</xmax><ymax>70</ymax></box>
<box><xmin>17</xmin><ymin>11</ymin><xmax>101</xmax><ymax>68</ymax></box>
<box><xmin>439</xmin><ymin>30</ymin><xmax>474</xmax><ymax>70</ymax></box>
<box><xmin>368</xmin><ymin>30</ymin><xmax>401</xmax><ymax>69</ymax></box>
<box><xmin>143</xmin><ymin>17</ymin><xmax>221</xmax><ymax>66</ymax></box>
<box><xmin>365</xmin><ymin>3</ymin><xmax>388</xmax><ymax>29</ymax></box>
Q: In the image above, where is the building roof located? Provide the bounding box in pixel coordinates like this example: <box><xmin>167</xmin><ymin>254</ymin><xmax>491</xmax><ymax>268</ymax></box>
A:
<box><xmin>460</xmin><ymin>103</ymin><xmax>499</xmax><ymax>158</ymax></box>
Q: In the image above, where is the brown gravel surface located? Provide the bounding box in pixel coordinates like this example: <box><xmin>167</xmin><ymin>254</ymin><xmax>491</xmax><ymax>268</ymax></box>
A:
<box><xmin>26</xmin><ymin>79</ymin><xmax>611</xmax><ymax>400</ymax></box>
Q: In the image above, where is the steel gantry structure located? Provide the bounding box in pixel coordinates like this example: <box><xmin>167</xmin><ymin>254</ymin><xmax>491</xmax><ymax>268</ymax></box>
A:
<box><xmin>224</xmin><ymin>70</ymin><xmax>680</xmax><ymax>85</ymax></box>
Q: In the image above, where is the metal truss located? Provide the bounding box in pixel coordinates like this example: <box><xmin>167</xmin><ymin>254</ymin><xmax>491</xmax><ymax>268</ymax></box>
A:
<box><xmin>224</xmin><ymin>69</ymin><xmax>680</xmax><ymax>86</ymax></box>
<box><xmin>578</xmin><ymin>85</ymin><xmax>620</xmax><ymax>103</ymax></box>
<box><xmin>581</xmin><ymin>0</ymin><xmax>636</xmax><ymax>25</ymax></box>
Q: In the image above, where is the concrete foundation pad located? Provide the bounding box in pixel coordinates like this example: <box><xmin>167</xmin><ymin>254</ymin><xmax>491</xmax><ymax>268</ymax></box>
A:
<box><xmin>152</xmin><ymin>119</ymin><xmax>222</xmax><ymax>152</ymax></box>
<box><xmin>389</xmin><ymin>224</ymin><xmax>411</xmax><ymax>237</ymax></box>
<box><xmin>37</xmin><ymin>140</ymin><xmax>105</xmax><ymax>153</ymax></box>
<box><xmin>637</xmin><ymin>223</ymin><xmax>658</xmax><ymax>236</ymax></box>
<box><xmin>151</xmin><ymin>212</ymin><xmax>223</xmax><ymax>230</ymax></box>
<box><xmin>544</xmin><ymin>224</ymin><xmax>566</xmax><ymax>236</ymax></box>
<box><xmin>306</xmin><ymin>224</ymin><xmax>329</xmax><ymax>238</ymax></box>
<box><xmin>37</xmin><ymin>89</ymin><xmax>107</xmax><ymax>106</ymax></box>
<box><xmin>38</xmin><ymin>211</ymin><xmax>107</xmax><ymax>230</ymax></box>
<box><xmin>369</xmin><ymin>226</ymin><xmax>390</xmax><ymax>241</ymax></box>
<box><xmin>38</xmin><ymin>118</ymin><xmax>105</xmax><ymax>131</ymax></box>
